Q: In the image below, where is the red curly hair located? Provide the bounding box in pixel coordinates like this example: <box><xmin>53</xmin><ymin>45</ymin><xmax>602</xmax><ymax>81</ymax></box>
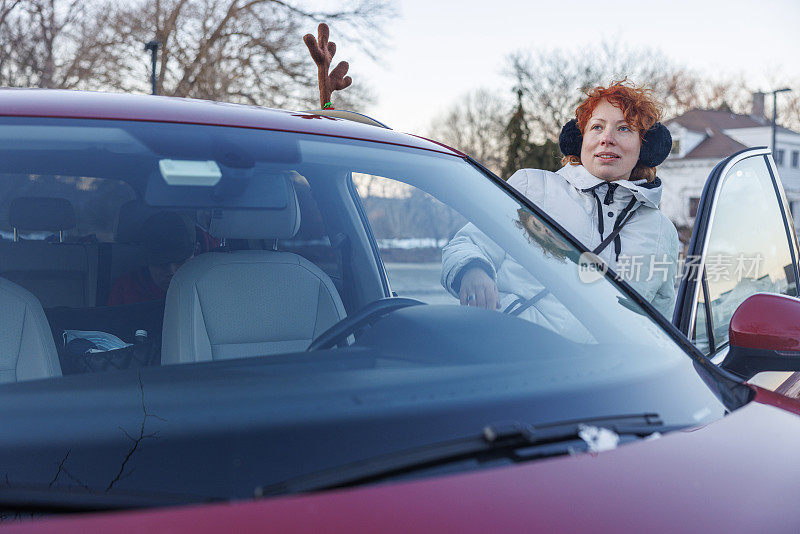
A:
<box><xmin>563</xmin><ymin>79</ymin><xmax>663</xmax><ymax>181</ymax></box>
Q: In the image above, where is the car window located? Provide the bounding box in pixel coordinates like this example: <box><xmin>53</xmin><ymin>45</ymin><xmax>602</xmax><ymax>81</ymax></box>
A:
<box><xmin>352</xmin><ymin>173</ymin><xmax>466</xmax><ymax>305</ymax></box>
<box><xmin>691</xmin><ymin>154</ymin><xmax>797</xmax><ymax>354</ymax></box>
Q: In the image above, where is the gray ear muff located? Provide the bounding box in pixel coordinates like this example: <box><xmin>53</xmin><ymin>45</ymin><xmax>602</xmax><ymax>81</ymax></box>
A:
<box><xmin>558</xmin><ymin>119</ymin><xmax>582</xmax><ymax>157</ymax></box>
<box><xmin>639</xmin><ymin>122</ymin><xmax>672</xmax><ymax>167</ymax></box>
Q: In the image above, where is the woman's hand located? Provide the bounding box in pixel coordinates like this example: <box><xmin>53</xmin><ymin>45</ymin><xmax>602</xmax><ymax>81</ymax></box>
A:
<box><xmin>459</xmin><ymin>267</ymin><xmax>499</xmax><ymax>309</ymax></box>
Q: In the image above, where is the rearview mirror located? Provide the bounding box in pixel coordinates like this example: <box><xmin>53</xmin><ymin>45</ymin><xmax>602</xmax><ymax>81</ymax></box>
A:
<box><xmin>721</xmin><ymin>293</ymin><xmax>800</xmax><ymax>379</ymax></box>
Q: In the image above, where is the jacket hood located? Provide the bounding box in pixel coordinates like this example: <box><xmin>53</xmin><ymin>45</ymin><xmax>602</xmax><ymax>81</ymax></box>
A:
<box><xmin>556</xmin><ymin>164</ymin><xmax>662</xmax><ymax>209</ymax></box>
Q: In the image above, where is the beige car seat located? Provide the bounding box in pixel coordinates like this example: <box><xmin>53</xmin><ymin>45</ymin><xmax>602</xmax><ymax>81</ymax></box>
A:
<box><xmin>0</xmin><ymin>277</ymin><xmax>62</xmax><ymax>383</ymax></box>
<box><xmin>161</xmin><ymin>175</ymin><xmax>346</xmax><ymax>364</ymax></box>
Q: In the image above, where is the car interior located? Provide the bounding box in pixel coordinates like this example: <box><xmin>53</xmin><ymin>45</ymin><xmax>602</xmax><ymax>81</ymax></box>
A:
<box><xmin>0</xmin><ymin>168</ymin><xmax>363</xmax><ymax>383</ymax></box>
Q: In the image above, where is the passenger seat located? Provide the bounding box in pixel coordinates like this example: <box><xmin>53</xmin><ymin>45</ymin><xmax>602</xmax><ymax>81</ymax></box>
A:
<box><xmin>0</xmin><ymin>277</ymin><xmax>61</xmax><ymax>383</ymax></box>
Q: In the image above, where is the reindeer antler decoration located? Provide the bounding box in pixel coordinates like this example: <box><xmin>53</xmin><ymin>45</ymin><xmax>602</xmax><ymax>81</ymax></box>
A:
<box><xmin>303</xmin><ymin>23</ymin><xmax>352</xmax><ymax>109</ymax></box>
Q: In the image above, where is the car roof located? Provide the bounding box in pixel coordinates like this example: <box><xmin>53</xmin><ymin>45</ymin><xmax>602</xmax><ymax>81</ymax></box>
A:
<box><xmin>0</xmin><ymin>88</ymin><xmax>464</xmax><ymax>157</ymax></box>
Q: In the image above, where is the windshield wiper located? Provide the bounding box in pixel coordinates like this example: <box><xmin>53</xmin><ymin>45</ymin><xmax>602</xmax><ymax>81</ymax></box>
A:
<box><xmin>255</xmin><ymin>413</ymin><xmax>685</xmax><ymax>497</ymax></box>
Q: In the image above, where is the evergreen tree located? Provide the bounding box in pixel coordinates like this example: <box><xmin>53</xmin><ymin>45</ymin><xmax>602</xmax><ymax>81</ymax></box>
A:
<box><xmin>502</xmin><ymin>89</ymin><xmax>531</xmax><ymax>179</ymax></box>
<box><xmin>524</xmin><ymin>138</ymin><xmax>561</xmax><ymax>173</ymax></box>
<box><xmin>502</xmin><ymin>88</ymin><xmax>561</xmax><ymax>179</ymax></box>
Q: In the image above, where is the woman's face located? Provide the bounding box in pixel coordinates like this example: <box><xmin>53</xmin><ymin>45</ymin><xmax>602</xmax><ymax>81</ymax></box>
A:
<box><xmin>580</xmin><ymin>99</ymin><xmax>641</xmax><ymax>181</ymax></box>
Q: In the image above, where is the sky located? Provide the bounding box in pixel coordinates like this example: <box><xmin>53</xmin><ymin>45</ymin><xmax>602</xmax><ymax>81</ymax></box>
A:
<box><xmin>312</xmin><ymin>0</ymin><xmax>800</xmax><ymax>135</ymax></box>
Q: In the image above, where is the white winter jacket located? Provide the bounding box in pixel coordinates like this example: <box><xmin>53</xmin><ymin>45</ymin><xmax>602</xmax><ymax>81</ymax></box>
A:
<box><xmin>441</xmin><ymin>164</ymin><xmax>680</xmax><ymax>320</ymax></box>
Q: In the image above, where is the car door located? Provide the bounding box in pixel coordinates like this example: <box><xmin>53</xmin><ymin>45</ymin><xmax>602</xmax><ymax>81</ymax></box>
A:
<box><xmin>673</xmin><ymin>147</ymin><xmax>800</xmax><ymax>393</ymax></box>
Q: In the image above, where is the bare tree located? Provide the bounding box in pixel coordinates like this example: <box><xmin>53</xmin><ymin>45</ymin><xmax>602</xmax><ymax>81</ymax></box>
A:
<box><xmin>759</xmin><ymin>73</ymin><xmax>800</xmax><ymax>131</ymax></box>
<box><xmin>0</xmin><ymin>0</ymin><xmax>392</xmax><ymax>109</ymax></box>
<box><xmin>507</xmin><ymin>42</ymin><xmax>685</xmax><ymax>143</ymax></box>
<box><xmin>0</xmin><ymin>0</ymin><xmax>101</xmax><ymax>89</ymax></box>
<box><xmin>660</xmin><ymin>70</ymin><xmax>753</xmax><ymax>117</ymax></box>
<box><xmin>506</xmin><ymin>41</ymin><xmax>763</xmax><ymax>142</ymax></box>
<box><xmin>782</xmin><ymin>85</ymin><xmax>800</xmax><ymax>131</ymax></box>
<box><xmin>426</xmin><ymin>88</ymin><xmax>509</xmax><ymax>175</ymax></box>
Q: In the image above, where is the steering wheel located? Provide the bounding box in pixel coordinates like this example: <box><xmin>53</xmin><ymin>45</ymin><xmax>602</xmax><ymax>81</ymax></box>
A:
<box><xmin>501</xmin><ymin>289</ymin><xmax>549</xmax><ymax>316</ymax></box>
<box><xmin>307</xmin><ymin>297</ymin><xmax>425</xmax><ymax>351</ymax></box>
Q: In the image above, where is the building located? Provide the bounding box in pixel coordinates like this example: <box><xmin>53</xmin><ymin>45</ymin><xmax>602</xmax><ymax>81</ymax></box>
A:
<box><xmin>659</xmin><ymin>92</ymin><xmax>800</xmax><ymax>233</ymax></box>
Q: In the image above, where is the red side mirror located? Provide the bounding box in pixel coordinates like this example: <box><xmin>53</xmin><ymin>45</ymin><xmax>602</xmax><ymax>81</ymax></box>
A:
<box><xmin>723</xmin><ymin>293</ymin><xmax>800</xmax><ymax>379</ymax></box>
<box><xmin>729</xmin><ymin>293</ymin><xmax>800</xmax><ymax>351</ymax></box>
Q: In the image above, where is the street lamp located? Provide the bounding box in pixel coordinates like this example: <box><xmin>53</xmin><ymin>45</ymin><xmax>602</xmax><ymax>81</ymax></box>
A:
<box><xmin>144</xmin><ymin>40</ymin><xmax>161</xmax><ymax>95</ymax></box>
<box><xmin>771</xmin><ymin>87</ymin><xmax>792</xmax><ymax>160</ymax></box>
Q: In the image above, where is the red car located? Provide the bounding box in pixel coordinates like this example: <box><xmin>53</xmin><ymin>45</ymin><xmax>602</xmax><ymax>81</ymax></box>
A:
<box><xmin>1</xmin><ymin>90</ymin><xmax>800</xmax><ymax>532</ymax></box>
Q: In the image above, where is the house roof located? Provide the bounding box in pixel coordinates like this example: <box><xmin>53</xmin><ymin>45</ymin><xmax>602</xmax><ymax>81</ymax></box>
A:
<box><xmin>666</xmin><ymin>109</ymin><xmax>768</xmax><ymax>131</ymax></box>
<box><xmin>680</xmin><ymin>134</ymin><xmax>748</xmax><ymax>159</ymax></box>
<box><xmin>666</xmin><ymin>108</ymin><xmax>798</xmax><ymax>159</ymax></box>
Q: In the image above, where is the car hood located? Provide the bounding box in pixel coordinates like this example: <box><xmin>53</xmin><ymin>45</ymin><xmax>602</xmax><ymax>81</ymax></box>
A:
<box><xmin>8</xmin><ymin>386</ymin><xmax>800</xmax><ymax>533</ymax></box>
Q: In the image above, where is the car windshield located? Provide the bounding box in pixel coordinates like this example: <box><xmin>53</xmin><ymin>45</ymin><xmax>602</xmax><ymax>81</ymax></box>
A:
<box><xmin>0</xmin><ymin>116</ymin><xmax>734</xmax><ymax>505</ymax></box>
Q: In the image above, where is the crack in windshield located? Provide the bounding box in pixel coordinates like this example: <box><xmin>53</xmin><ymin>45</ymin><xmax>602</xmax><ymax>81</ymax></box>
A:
<box><xmin>106</xmin><ymin>375</ymin><xmax>165</xmax><ymax>492</ymax></box>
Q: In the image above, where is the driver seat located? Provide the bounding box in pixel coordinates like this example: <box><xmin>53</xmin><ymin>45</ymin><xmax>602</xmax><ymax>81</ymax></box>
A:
<box><xmin>161</xmin><ymin>176</ymin><xmax>346</xmax><ymax>364</ymax></box>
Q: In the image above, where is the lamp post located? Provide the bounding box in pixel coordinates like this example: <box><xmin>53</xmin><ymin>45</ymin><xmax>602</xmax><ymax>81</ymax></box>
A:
<box><xmin>771</xmin><ymin>87</ymin><xmax>792</xmax><ymax>160</ymax></box>
<box><xmin>144</xmin><ymin>41</ymin><xmax>161</xmax><ymax>95</ymax></box>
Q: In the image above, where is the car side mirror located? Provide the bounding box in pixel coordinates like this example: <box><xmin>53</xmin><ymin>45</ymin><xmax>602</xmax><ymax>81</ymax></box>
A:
<box><xmin>721</xmin><ymin>293</ymin><xmax>800</xmax><ymax>380</ymax></box>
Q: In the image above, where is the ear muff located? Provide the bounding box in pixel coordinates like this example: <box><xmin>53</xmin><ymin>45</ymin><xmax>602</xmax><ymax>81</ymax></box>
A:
<box><xmin>639</xmin><ymin>122</ymin><xmax>672</xmax><ymax>167</ymax></box>
<box><xmin>558</xmin><ymin>119</ymin><xmax>672</xmax><ymax>168</ymax></box>
<box><xmin>558</xmin><ymin>119</ymin><xmax>582</xmax><ymax>158</ymax></box>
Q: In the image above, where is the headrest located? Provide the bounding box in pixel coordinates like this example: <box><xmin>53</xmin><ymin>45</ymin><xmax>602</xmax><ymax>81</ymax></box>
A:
<box><xmin>8</xmin><ymin>197</ymin><xmax>75</xmax><ymax>231</ymax></box>
<box><xmin>114</xmin><ymin>200</ymin><xmax>158</xmax><ymax>243</ymax></box>
<box><xmin>209</xmin><ymin>177</ymin><xmax>300</xmax><ymax>240</ymax></box>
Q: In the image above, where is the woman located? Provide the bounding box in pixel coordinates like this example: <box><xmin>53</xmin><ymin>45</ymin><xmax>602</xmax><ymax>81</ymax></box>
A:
<box><xmin>441</xmin><ymin>80</ymin><xmax>679</xmax><ymax>320</ymax></box>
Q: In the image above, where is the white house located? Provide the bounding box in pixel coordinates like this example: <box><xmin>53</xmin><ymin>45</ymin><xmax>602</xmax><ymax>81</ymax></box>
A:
<box><xmin>658</xmin><ymin>92</ymin><xmax>800</xmax><ymax>232</ymax></box>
